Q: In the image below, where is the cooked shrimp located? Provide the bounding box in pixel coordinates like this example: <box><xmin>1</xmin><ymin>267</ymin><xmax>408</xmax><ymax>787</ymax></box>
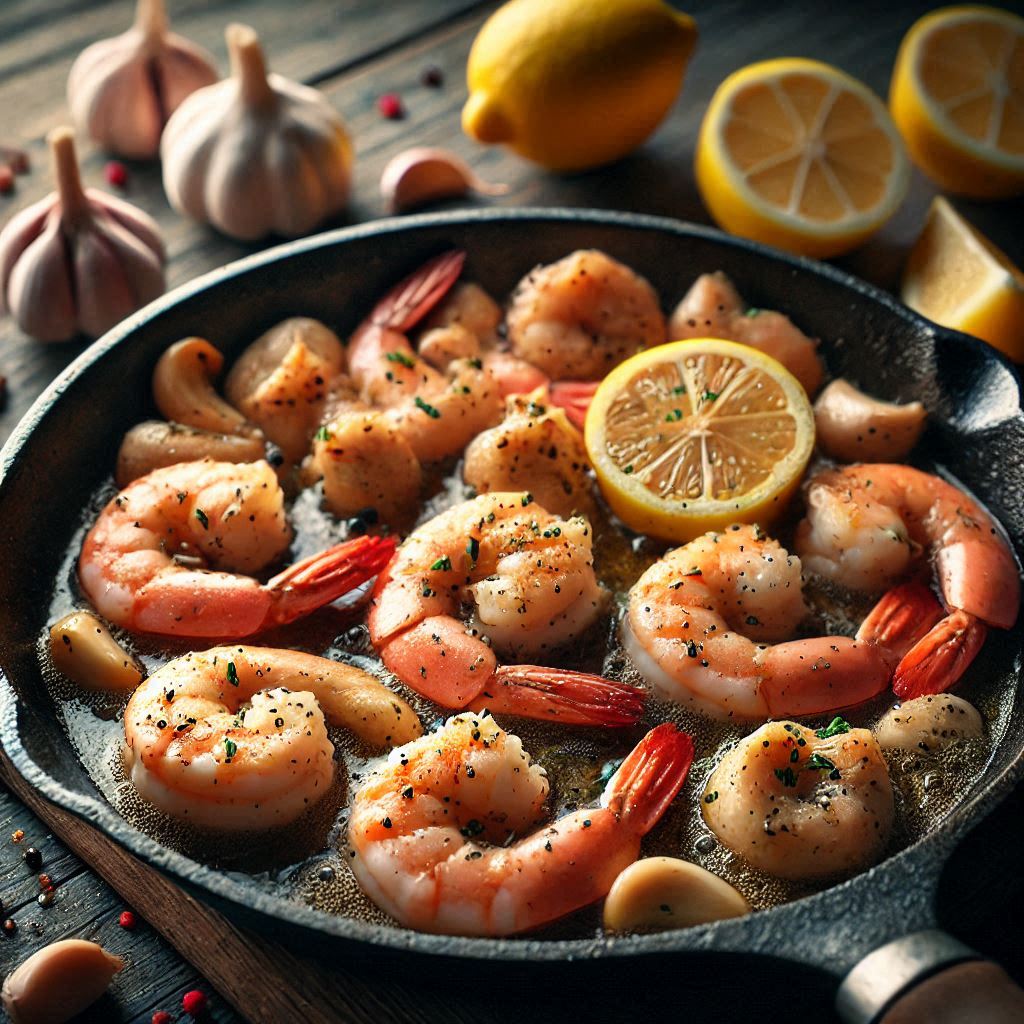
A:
<box><xmin>347</xmin><ymin>251</ymin><xmax>503</xmax><ymax>463</ymax></box>
<box><xmin>369</xmin><ymin>492</ymin><xmax>644</xmax><ymax>726</ymax></box>
<box><xmin>124</xmin><ymin>646</ymin><xmax>422</xmax><ymax>830</ymax></box>
<box><xmin>463</xmin><ymin>388</ymin><xmax>593</xmax><ymax>518</ymax></box>
<box><xmin>418</xmin><ymin>280</ymin><xmax>549</xmax><ymax>398</ymax></box>
<box><xmin>79</xmin><ymin>459</ymin><xmax>395</xmax><ymax>637</ymax></box>
<box><xmin>348</xmin><ymin>711</ymin><xmax>693</xmax><ymax>935</ymax></box>
<box><xmin>795</xmin><ymin>463</ymin><xmax>1021</xmax><ymax>697</ymax></box>
<box><xmin>702</xmin><ymin>719</ymin><xmax>893</xmax><ymax>880</ymax></box>
<box><xmin>624</xmin><ymin>525</ymin><xmax>941</xmax><ymax>721</ymax></box>
<box><xmin>224</xmin><ymin>318</ymin><xmax>346</xmax><ymax>464</ymax></box>
<box><xmin>506</xmin><ymin>250</ymin><xmax>666</xmax><ymax>381</ymax></box>
<box><xmin>668</xmin><ymin>272</ymin><xmax>824</xmax><ymax>395</ymax></box>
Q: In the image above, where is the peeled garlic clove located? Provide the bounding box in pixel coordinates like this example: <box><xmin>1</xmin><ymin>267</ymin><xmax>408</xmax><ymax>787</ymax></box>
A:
<box><xmin>814</xmin><ymin>379</ymin><xmax>926</xmax><ymax>462</ymax></box>
<box><xmin>2</xmin><ymin>938</ymin><xmax>123</xmax><ymax>1024</ymax></box>
<box><xmin>162</xmin><ymin>24</ymin><xmax>353</xmax><ymax>240</ymax></box>
<box><xmin>68</xmin><ymin>0</ymin><xmax>218</xmax><ymax>159</ymax></box>
<box><xmin>0</xmin><ymin>128</ymin><xmax>165</xmax><ymax>343</ymax></box>
<box><xmin>49</xmin><ymin>611</ymin><xmax>144</xmax><ymax>692</ymax></box>
<box><xmin>153</xmin><ymin>336</ymin><xmax>261</xmax><ymax>439</ymax></box>
<box><xmin>875</xmin><ymin>694</ymin><xmax>984</xmax><ymax>753</ymax></box>
<box><xmin>603</xmin><ymin>856</ymin><xmax>749</xmax><ymax>934</ymax></box>
<box><xmin>381</xmin><ymin>147</ymin><xmax>509</xmax><ymax>212</ymax></box>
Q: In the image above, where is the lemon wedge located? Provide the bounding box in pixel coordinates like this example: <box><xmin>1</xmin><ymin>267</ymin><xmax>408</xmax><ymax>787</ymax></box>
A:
<box><xmin>585</xmin><ymin>339</ymin><xmax>815</xmax><ymax>542</ymax></box>
<box><xmin>696</xmin><ymin>58</ymin><xmax>910</xmax><ymax>259</ymax></box>
<box><xmin>890</xmin><ymin>5</ymin><xmax>1024</xmax><ymax>199</ymax></box>
<box><xmin>902</xmin><ymin>196</ymin><xmax>1024</xmax><ymax>362</ymax></box>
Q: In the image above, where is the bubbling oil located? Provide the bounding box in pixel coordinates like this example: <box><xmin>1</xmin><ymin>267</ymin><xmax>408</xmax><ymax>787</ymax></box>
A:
<box><xmin>41</xmin><ymin>468</ymin><xmax>1019</xmax><ymax>941</ymax></box>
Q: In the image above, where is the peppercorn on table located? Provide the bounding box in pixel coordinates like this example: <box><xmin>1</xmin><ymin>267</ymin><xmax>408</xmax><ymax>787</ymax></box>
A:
<box><xmin>1</xmin><ymin>1</ymin><xmax>1023</xmax><ymax>1021</ymax></box>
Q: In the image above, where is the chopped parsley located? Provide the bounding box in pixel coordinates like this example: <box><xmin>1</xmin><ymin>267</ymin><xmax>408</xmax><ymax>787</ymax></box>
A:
<box><xmin>806</xmin><ymin>752</ymin><xmax>837</xmax><ymax>773</ymax></box>
<box><xmin>315</xmin><ymin>425</ymin><xmax>333</xmax><ymax>441</ymax></box>
<box><xmin>773</xmin><ymin>766</ymin><xmax>798</xmax><ymax>788</ymax></box>
<box><xmin>385</xmin><ymin>351</ymin><xmax>416</xmax><ymax>368</ymax></box>
<box><xmin>466</xmin><ymin>536</ymin><xmax>480</xmax><ymax>562</ymax></box>
<box><xmin>226</xmin><ymin>661</ymin><xmax>239</xmax><ymax>687</ymax></box>
<box><xmin>224</xmin><ymin>738</ymin><xmax>237</xmax><ymax>759</ymax></box>
<box><xmin>430</xmin><ymin>556</ymin><xmax>452</xmax><ymax>572</ymax></box>
<box><xmin>701</xmin><ymin>390</ymin><xmax>719</xmax><ymax>402</ymax></box>
<box><xmin>704</xmin><ymin>791</ymin><xmax>719</xmax><ymax>804</ymax></box>
<box><xmin>194</xmin><ymin>508</ymin><xmax>209</xmax><ymax>530</ymax></box>
<box><xmin>414</xmin><ymin>396</ymin><xmax>441</xmax><ymax>419</ymax></box>
<box><xmin>816</xmin><ymin>716</ymin><xmax>851</xmax><ymax>739</ymax></box>
<box><xmin>665</xmin><ymin>408</ymin><xmax>683</xmax><ymax>422</ymax></box>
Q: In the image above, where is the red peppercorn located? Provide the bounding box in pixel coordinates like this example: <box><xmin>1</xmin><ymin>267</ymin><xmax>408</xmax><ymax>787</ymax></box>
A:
<box><xmin>0</xmin><ymin>166</ymin><xmax>13</xmax><ymax>195</ymax></box>
<box><xmin>104</xmin><ymin>161</ymin><xmax>128</xmax><ymax>188</ymax></box>
<box><xmin>118</xmin><ymin>910</ymin><xmax>137</xmax><ymax>929</ymax></box>
<box><xmin>152</xmin><ymin>1012</ymin><xmax>172</xmax><ymax>1024</ymax></box>
<box><xmin>182</xmin><ymin>989</ymin><xmax>207</xmax><ymax>1016</ymax></box>
<box><xmin>378</xmin><ymin>93</ymin><xmax>404</xmax><ymax>119</ymax></box>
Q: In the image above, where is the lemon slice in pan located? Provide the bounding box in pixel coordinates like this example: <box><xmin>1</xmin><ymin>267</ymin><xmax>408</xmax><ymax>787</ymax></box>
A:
<box><xmin>585</xmin><ymin>339</ymin><xmax>815</xmax><ymax>542</ymax></box>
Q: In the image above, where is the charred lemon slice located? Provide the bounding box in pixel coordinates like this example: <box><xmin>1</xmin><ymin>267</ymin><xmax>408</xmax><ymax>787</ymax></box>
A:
<box><xmin>585</xmin><ymin>339</ymin><xmax>815</xmax><ymax>542</ymax></box>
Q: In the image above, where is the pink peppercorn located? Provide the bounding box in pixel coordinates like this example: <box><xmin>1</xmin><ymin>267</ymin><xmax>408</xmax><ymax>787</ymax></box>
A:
<box><xmin>104</xmin><ymin>161</ymin><xmax>128</xmax><ymax>188</ymax></box>
<box><xmin>152</xmin><ymin>1013</ymin><xmax>172</xmax><ymax>1024</ymax></box>
<box><xmin>182</xmin><ymin>989</ymin><xmax>207</xmax><ymax>1016</ymax></box>
<box><xmin>378</xmin><ymin>93</ymin><xmax>404</xmax><ymax>119</ymax></box>
<box><xmin>118</xmin><ymin>910</ymin><xmax>136</xmax><ymax>929</ymax></box>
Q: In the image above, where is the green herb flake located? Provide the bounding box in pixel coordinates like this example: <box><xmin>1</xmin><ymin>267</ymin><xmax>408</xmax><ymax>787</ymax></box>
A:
<box><xmin>521</xmin><ymin>493</ymin><xmax>533</xmax><ymax>506</ymax></box>
<box><xmin>701</xmin><ymin>390</ymin><xmax>719</xmax><ymax>402</ymax></box>
<box><xmin>226</xmin><ymin>661</ymin><xmax>239</xmax><ymax>687</ymax></box>
<box><xmin>414</xmin><ymin>396</ymin><xmax>441</xmax><ymax>419</ymax></box>
<box><xmin>430</xmin><ymin>556</ymin><xmax>452</xmax><ymax>572</ymax></box>
<box><xmin>624</xmin><ymin>464</ymin><xmax>634</xmax><ymax>475</ymax></box>
<box><xmin>385</xmin><ymin>350</ymin><xmax>416</xmax><ymax>368</ymax></box>
<box><xmin>315</xmin><ymin>426</ymin><xmax>333</xmax><ymax>442</ymax></box>
<box><xmin>815</xmin><ymin>716</ymin><xmax>851</xmax><ymax>739</ymax></box>
<box><xmin>773</xmin><ymin>766</ymin><xmax>798</xmax><ymax>788</ymax></box>
<box><xmin>466</xmin><ymin>536</ymin><xmax>480</xmax><ymax>562</ymax></box>
<box><xmin>195</xmin><ymin>508</ymin><xmax>209</xmax><ymax>530</ymax></box>
<box><xmin>224</xmin><ymin>738</ymin><xmax>237</xmax><ymax>759</ymax></box>
<box><xmin>665</xmin><ymin>408</ymin><xmax>683</xmax><ymax>422</ymax></box>
<box><xmin>806</xmin><ymin>752</ymin><xmax>837</xmax><ymax>773</ymax></box>
<box><xmin>703</xmin><ymin>791</ymin><xmax>719</xmax><ymax>804</ymax></box>
<box><xmin>745</xmin><ymin>307</ymin><xmax>761</xmax><ymax>318</ymax></box>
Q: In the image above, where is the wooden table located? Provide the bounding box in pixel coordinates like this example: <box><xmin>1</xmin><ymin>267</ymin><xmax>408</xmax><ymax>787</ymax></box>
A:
<box><xmin>1</xmin><ymin>1</ymin><xmax>1023</xmax><ymax>1021</ymax></box>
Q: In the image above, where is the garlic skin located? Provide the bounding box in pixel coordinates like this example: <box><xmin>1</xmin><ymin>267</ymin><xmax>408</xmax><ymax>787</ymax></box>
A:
<box><xmin>381</xmin><ymin>147</ymin><xmax>508</xmax><ymax>212</ymax></box>
<box><xmin>0</xmin><ymin>128</ymin><xmax>165</xmax><ymax>343</ymax></box>
<box><xmin>1</xmin><ymin>939</ymin><xmax>123</xmax><ymax>1024</ymax></box>
<box><xmin>162</xmin><ymin>24</ymin><xmax>353</xmax><ymax>240</ymax></box>
<box><xmin>68</xmin><ymin>0</ymin><xmax>218</xmax><ymax>159</ymax></box>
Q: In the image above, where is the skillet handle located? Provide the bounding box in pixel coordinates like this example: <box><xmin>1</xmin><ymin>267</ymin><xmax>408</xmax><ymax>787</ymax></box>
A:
<box><xmin>835</xmin><ymin>929</ymin><xmax>1024</xmax><ymax>1024</ymax></box>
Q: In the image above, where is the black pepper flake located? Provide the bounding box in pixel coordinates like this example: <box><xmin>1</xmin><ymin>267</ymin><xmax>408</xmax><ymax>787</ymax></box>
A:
<box><xmin>382</xmin><ymin>816</ymin><xmax>393</xmax><ymax>829</ymax></box>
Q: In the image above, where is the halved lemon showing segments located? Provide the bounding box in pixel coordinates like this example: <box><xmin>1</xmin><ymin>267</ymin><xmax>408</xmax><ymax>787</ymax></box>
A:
<box><xmin>890</xmin><ymin>5</ymin><xmax>1024</xmax><ymax>199</ymax></box>
<box><xmin>696</xmin><ymin>58</ymin><xmax>910</xmax><ymax>259</ymax></box>
<box><xmin>585</xmin><ymin>339</ymin><xmax>815</xmax><ymax>542</ymax></box>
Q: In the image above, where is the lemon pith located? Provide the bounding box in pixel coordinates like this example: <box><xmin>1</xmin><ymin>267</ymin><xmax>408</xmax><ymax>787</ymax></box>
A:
<box><xmin>890</xmin><ymin>5</ymin><xmax>1024</xmax><ymax>198</ymax></box>
<box><xmin>585</xmin><ymin>339</ymin><xmax>815</xmax><ymax>542</ymax></box>
<box><xmin>462</xmin><ymin>0</ymin><xmax>697</xmax><ymax>172</ymax></box>
<box><xmin>696</xmin><ymin>58</ymin><xmax>910</xmax><ymax>259</ymax></box>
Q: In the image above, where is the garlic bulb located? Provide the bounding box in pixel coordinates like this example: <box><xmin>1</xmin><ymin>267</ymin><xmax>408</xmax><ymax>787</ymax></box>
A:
<box><xmin>162</xmin><ymin>23</ymin><xmax>353</xmax><ymax>240</ymax></box>
<box><xmin>68</xmin><ymin>0</ymin><xmax>218</xmax><ymax>159</ymax></box>
<box><xmin>0</xmin><ymin>128</ymin><xmax>165</xmax><ymax>343</ymax></box>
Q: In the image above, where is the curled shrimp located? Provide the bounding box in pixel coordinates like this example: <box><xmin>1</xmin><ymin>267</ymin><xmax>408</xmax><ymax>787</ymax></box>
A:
<box><xmin>795</xmin><ymin>463</ymin><xmax>1021</xmax><ymax>697</ymax></box>
<box><xmin>506</xmin><ymin>250</ymin><xmax>666</xmax><ymax>381</ymax></box>
<box><xmin>348</xmin><ymin>711</ymin><xmax>693</xmax><ymax>935</ymax></box>
<box><xmin>668</xmin><ymin>272</ymin><xmax>824</xmax><ymax>395</ymax></box>
<box><xmin>369</xmin><ymin>492</ymin><xmax>645</xmax><ymax>726</ymax></box>
<box><xmin>347</xmin><ymin>251</ymin><xmax>503</xmax><ymax>463</ymax></box>
<box><xmin>79</xmin><ymin>459</ymin><xmax>395</xmax><ymax>637</ymax></box>
<box><xmin>624</xmin><ymin>525</ymin><xmax>940</xmax><ymax>721</ymax></box>
<box><xmin>702</xmin><ymin>719</ymin><xmax>894</xmax><ymax>880</ymax></box>
<box><xmin>124</xmin><ymin>646</ymin><xmax>422</xmax><ymax>830</ymax></box>
<box><xmin>463</xmin><ymin>388</ymin><xmax>593</xmax><ymax>518</ymax></box>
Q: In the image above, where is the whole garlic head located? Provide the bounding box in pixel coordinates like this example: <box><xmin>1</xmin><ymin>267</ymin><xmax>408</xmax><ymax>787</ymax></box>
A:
<box><xmin>161</xmin><ymin>23</ymin><xmax>353</xmax><ymax>240</ymax></box>
<box><xmin>68</xmin><ymin>0</ymin><xmax>218</xmax><ymax>159</ymax></box>
<box><xmin>0</xmin><ymin>128</ymin><xmax>166</xmax><ymax>343</ymax></box>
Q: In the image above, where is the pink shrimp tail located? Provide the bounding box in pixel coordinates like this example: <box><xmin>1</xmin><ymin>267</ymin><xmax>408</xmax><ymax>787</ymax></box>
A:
<box><xmin>892</xmin><ymin>611</ymin><xmax>988</xmax><ymax>699</ymax></box>
<box><xmin>470</xmin><ymin>665</ymin><xmax>646</xmax><ymax>727</ymax></box>
<box><xmin>604</xmin><ymin>724</ymin><xmax>694</xmax><ymax>834</ymax></box>
<box><xmin>369</xmin><ymin>250</ymin><xmax>466</xmax><ymax>332</ymax></box>
<box><xmin>264</xmin><ymin>534</ymin><xmax>397</xmax><ymax>626</ymax></box>
<box><xmin>550</xmin><ymin>380</ymin><xmax>599</xmax><ymax>430</ymax></box>
<box><xmin>856</xmin><ymin>582</ymin><xmax>946</xmax><ymax>661</ymax></box>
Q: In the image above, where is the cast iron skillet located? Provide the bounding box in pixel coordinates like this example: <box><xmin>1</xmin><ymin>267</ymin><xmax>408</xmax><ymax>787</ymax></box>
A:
<box><xmin>2</xmin><ymin>210</ymin><xmax>1023</xmax><ymax>1021</ymax></box>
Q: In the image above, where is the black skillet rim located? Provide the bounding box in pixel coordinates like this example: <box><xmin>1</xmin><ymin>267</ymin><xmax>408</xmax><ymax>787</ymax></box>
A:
<box><xmin>1</xmin><ymin>207</ymin><xmax>1022</xmax><ymax>965</ymax></box>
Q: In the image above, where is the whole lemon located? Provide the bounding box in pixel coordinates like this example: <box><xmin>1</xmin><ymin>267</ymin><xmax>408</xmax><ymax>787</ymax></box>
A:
<box><xmin>462</xmin><ymin>0</ymin><xmax>697</xmax><ymax>172</ymax></box>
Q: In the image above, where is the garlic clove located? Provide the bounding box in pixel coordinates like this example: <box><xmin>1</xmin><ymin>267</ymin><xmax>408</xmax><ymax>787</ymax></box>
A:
<box><xmin>814</xmin><ymin>378</ymin><xmax>926</xmax><ymax>462</ymax></box>
<box><xmin>381</xmin><ymin>147</ymin><xmax>509</xmax><ymax>212</ymax></box>
<box><xmin>0</xmin><ymin>128</ymin><xmax>166</xmax><ymax>343</ymax></box>
<box><xmin>68</xmin><ymin>0</ymin><xmax>218</xmax><ymax>159</ymax></box>
<box><xmin>161</xmin><ymin>24</ymin><xmax>353</xmax><ymax>241</ymax></box>
<box><xmin>1</xmin><ymin>938</ymin><xmax>123</xmax><ymax>1024</ymax></box>
<box><xmin>49</xmin><ymin>611</ymin><xmax>144</xmax><ymax>692</ymax></box>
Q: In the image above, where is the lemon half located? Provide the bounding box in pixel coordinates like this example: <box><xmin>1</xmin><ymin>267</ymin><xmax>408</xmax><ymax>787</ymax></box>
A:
<box><xmin>585</xmin><ymin>339</ymin><xmax>815</xmax><ymax>542</ymax></box>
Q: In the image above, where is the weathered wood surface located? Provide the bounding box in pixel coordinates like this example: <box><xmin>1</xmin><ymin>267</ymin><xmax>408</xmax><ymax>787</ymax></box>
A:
<box><xmin>1</xmin><ymin>1</ymin><xmax>1024</xmax><ymax>1021</ymax></box>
